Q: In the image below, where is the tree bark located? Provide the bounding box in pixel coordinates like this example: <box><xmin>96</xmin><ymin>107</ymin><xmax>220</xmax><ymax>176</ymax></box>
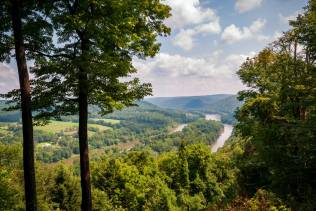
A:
<box><xmin>78</xmin><ymin>38</ymin><xmax>92</xmax><ymax>211</ymax></box>
<box><xmin>11</xmin><ymin>0</ymin><xmax>37</xmax><ymax>210</ymax></box>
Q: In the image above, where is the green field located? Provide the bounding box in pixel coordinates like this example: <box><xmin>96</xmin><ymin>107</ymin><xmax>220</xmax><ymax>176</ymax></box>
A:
<box><xmin>0</xmin><ymin>120</ymin><xmax>113</xmax><ymax>137</ymax></box>
<box><xmin>35</xmin><ymin>120</ymin><xmax>111</xmax><ymax>134</ymax></box>
<box><xmin>91</xmin><ymin>118</ymin><xmax>120</xmax><ymax>124</ymax></box>
<box><xmin>0</xmin><ymin>127</ymin><xmax>10</xmax><ymax>136</ymax></box>
<box><xmin>0</xmin><ymin>123</ymin><xmax>16</xmax><ymax>136</ymax></box>
<box><xmin>0</xmin><ymin>122</ymin><xmax>17</xmax><ymax>126</ymax></box>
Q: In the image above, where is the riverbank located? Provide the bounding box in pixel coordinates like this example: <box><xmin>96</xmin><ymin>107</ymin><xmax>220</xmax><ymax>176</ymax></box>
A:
<box><xmin>171</xmin><ymin>113</ymin><xmax>234</xmax><ymax>152</ymax></box>
<box><xmin>205</xmin><ymin>114</ymin><xmax>234</xmax><ymax>152</ymax></box>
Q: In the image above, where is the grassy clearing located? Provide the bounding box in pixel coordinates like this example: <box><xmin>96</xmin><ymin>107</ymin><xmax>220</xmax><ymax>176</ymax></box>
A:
<box><xmin>0</xmin><ymin>123</ymin><xmax>16</xmax><ymax>136</ymax></box>
<box><xmin>0</xmin><ymin>127</ymin><xmax>10</xmax><ymax>136</ymax></box>
<box><xmin>0</xmin><ymin>122</ymin><xmax>17</xmax><ymax>126</ymax></box>
<box><xmin>37</xmin><ymin>142</ymin><xmax>53</xmax><ymax>148</ymax></box>
<box><xmin>91</xmin><ymin>118</ymin><xmax>120</xmax><ymax>124</ymax></box>
<box><xmin>35</xmin><ymin>120</ymin><xmax>111</xmax><ymax>134</ymax></box>
<box><xmin>35</xmin><ymin>121</ymin><xmax>78</xmax><ymax>133</ymax></box>
<box><xmin>88</xmin><ymin>123</ymin><xmax>112</xmax><ymax>131</ymax></box>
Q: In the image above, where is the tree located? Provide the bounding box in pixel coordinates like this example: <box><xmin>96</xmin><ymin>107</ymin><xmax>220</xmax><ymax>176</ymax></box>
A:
<box><xmin>290</xmin><ymin>0</ymin><xmax>316</xmax><ymax>65</ymax></box>
<box><xmin>50</xmin><ymin>165</ymin><xmax>81</xmax><ymax>211</ymax></box>
<box><xmin>93</xmin><ymin>152</ymin><xmax>178</xmax><ymax>210</ymax></box>
<box><xmin>236</xmin><ymin>1</ymin><xmax>316</xmax><ymax>208</ymax></box>
<box><xmin>0</xmin><ymin>1</ymin><xmax>52</xmax><ymax>210</ymax></box>
<box><xmin>158</xmin><ymin>144</ymin><xmax>226</xmax><ymax>209</ymax></box>
<box><xmin>0</xmin><ymin>143</ymin><xmax>24</xmax><ymax>210</ymax></box>
<box><xmin>29</xmin><ymin>1</ymin><xmax>171</xmax><ymax>210</ymax></box>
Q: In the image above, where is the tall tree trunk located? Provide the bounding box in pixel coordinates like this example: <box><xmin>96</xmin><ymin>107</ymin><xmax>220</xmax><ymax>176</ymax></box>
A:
<box><xmin>11</xmin><ymin>0</ymin><xmax>37</xmax><ymax>210</ymax></box>
<box><xmin>294</xmin><ymin>39</ymin><xmax>298</xmax><ymax>76</ymax></box>
<box><xmin>78</xmin><ymin>38</ymin><xmax>92</xmax><ymax>211</ymax></box>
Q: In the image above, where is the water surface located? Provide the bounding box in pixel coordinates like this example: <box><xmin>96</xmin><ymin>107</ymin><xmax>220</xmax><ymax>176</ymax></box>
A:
<box><xmin>205</xmin><ymin>114</ymin><xmax>234</xmax><ymax>152</ymax></box>
<box><xmin>171</xmin><ymin>114</ymin><xmax>234</xmax><ymax>152</ymax></box>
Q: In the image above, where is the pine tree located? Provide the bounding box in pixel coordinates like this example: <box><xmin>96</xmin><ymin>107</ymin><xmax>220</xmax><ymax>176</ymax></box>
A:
<box><xmin>28</xmin><ymin>1</ymin><xmax>171</xmax><ymax>210</ymax></box>
<box><xmin>236</xmin><ymin>1</ymin><xmax>316</xmax><ymax>207</ymax></box>
<box><xmin>0</xmin><ymin>1</ymin><xmax>52</xmax><ymax>210</ymax></box>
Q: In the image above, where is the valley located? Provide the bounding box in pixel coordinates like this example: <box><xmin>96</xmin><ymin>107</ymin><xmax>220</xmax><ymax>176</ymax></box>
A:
<box><xmin>0</xmin><ymin>96</ymin><xmax>239</xmax><ymax>164</ymax></box>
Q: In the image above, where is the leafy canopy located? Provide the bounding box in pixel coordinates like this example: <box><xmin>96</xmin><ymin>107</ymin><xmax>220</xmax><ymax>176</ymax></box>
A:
<box><xmin>4</xmin><ymin>0</ymin><xmax>171</xmax><ymax>121</ymax></box>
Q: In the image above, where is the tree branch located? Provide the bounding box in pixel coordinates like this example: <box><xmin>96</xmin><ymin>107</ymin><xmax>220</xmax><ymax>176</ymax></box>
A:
<box><xmin>35</xmin><ymin>50</ymin><xmax>74</xmax><ymax>59</ymax></box>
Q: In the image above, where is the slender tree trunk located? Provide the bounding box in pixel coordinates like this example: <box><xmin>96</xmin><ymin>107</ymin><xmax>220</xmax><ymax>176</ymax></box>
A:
<box><xmin>78</xmin><ymin>38</ymin><xmax>92</xmax><ymax>211</ymax></box>
<box><xmin>293</xmin><ymin>39</ymin><xmax>299</xmax><ymax>79</ymax></box>
<box><xmin>11</xmin><ymin>0</ymin><xmax>37</xmax><ymax>210</ymax></box>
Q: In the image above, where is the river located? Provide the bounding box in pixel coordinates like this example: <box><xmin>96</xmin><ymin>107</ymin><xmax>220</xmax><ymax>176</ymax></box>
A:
<box><xmin>211</xmin><ymin>124</ymin><xmax>233</xmax><ymax>152</ymax></box>
<box><xmin>172</xmin><ymin>114</ymin><xmax>234</xmax><ymax>152</ymax></box>
<box><xmin>205</xmin><ymin>114</ymin><xmax>234</xmax><ymax>152</ymax></box>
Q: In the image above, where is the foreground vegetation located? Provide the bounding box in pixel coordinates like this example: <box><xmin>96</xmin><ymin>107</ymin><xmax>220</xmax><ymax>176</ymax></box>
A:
<box><xmin>0</xmin><ymin>134</ymin><xmax>295</xmax><ymax>211</ymax></box>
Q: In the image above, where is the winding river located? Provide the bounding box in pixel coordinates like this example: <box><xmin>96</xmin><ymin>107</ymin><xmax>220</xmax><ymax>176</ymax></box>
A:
<box><xmin>172</xmin><ymin>114</ymin><xmax>234</xmax><ymax>153</ymax></box>
<box><xmin>205</xmin><ymin>114</ymin><xmax>234</xmax><ymax>152</ymax></box>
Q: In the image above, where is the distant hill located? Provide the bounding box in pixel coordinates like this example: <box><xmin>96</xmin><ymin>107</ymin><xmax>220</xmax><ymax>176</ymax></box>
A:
<box><xmin>0</xmin><ymin>100</ymin><xmax>20</xmax><ymax>122</ymax></box>
<box><xmin>145</xmin><ymin>94</ymin><xmax>241</xmax><ymax>113</ymax></box>
<box><xmin>207</xmin><ymin>95</ymin><xmax>242</xmax><ymax>114</ymax></box>
<box><xmin>145</xmin><ymin>94</ymin><xmax>242</xmax><ymax>124</ymax></box>
<box><xmin>104</xmin><ymin>100</ymin><xmax>203</xmax><ymax>124</ymax></box>
<box><xmin>145</xmin><ymin>94</ymin><xmax>229</xmax><ymax>110</ymax></box>
<box><xmin>0</xmin><ymin>95</ymin><xmax>242</xmax><ymax>124</ymax></box>
<box><xmin>0</xmin><ymin>100</ymin><xmax>202</xmax><ymax>124</ymax></box>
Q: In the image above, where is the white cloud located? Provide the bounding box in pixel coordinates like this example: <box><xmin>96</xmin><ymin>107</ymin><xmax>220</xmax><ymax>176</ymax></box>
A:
<box><xmin>279</xmin><ymin>10</ymin><xmax>301</xmax><ymax>24</ymax></box>
<box><xmin>249</xmin><ymin>18</ymin><xmax>266</xmax><ymax>32</ymax></box>
<box><xmin>221</xmin><ymin>25</ymin><xmax>248</xmax><ymax>43</ymax></box>
<box><xmin>0</xmin><ymin>63</ymin><xmax>19</xmax><ymax>94</ymax></box>
<box><xmin>272</xmin><ymin>31</ymin><xmax>283</xmax><ymax>40</ymax></box>
<box><xmin>253</xmin><ymin>31</ymin><xmax>280</xmax><ymax>46</ymax></box>
<box><xmin>221</xmin><ymin>19</ymin><xmax>266</xmax><ymax>43</ymax></box>
<box><xmin>134</xmin><ymin>51</ymin><xmax>255</xmax><ymax>79</ymax></box>
<box><xmin>173</xmin><ymin>29</ymin><xmax>196</xmax><ymax>51</ymax></box>
<box><xmin>144</xmin><ymin>76</ymin><xmax>245</xmax><ymax>97</ymax></box>
<box><xmin>165</xmin><ymin>0</ymin><xmax>218</xmax><ymax>28</ymax></box>
<box><xmin>165</xmin><ymin>0</ymin><xmax>221</xmax><ymax>50</ymax></box>
<box><xmin>133</xmin><ymin>51</ymin><xmax>255</xmax><ymax>96</ymax></box>
<box><xmin>195</xmin><ymin>20</ymin><xmax>221</xmax><ymax>34</ymax></box>
<box><xmin>225</xmin><ymin>52</ymin><xmax>256</xmax><ymax>66</ymax></box>
<box><xmin>134</xmin><ymin>53</ymin><xmax>222</xmax><ymax>78</ymax></box>
<box><xmin>235</xmin><ymin>0</ymin><xmax>263</xmax><ymax>13</ymax></box>
<box><xmin>172</xmin><ymin>19</ymin><xmax>221</xmax><ymax>50</ymax></box>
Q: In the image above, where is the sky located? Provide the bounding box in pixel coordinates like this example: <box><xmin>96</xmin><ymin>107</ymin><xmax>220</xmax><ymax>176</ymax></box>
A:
<box><xmin>0</xmin><ymin>0</ymin><xmax>309</xmax><ymax>97</ymax></box>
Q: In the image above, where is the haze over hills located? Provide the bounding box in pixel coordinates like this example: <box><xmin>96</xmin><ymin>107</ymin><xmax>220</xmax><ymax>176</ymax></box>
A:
<box><xmin>0</xmin><ymin>100</ymin><xmax>198</xmax><ymax>123</ymax></box>
<box><xmin>145</xmin><ymin>94</ymin><xmax>242</xmax><ymax>123</ymax></box>
<box><xmin>0</xmin><ymin>95</ymin><xmax>242</xmax><ymax>123</ymax></box>
<box><xmin>0</xmin><ymin>100</ymin><xmax>20</xmax><ymax>122</ymax></box>
<box><xmin>145</xmin><ymin>94</ymin><xmax>240</xmax><ymax>111</ymax></box>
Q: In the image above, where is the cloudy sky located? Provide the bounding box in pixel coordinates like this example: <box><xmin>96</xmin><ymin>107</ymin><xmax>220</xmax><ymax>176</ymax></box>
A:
<box><xmin>0</xmin><ymin>0</ymin><xmax>308</xmax><ymax>97</ymax></box>
<box><xmin>133</xmin><ymin>0</ymin><xmax>307</xmax><ymax>97</ymax></box>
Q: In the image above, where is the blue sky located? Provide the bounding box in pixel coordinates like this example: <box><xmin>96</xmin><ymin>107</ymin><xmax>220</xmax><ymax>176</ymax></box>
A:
<box><xmin>133</xmin><ymin>0</ymin><xmax>308</xmax><ymax>97</ymax></box>
<box><xmin>0</xmin><ymin>0</ymin><xmax>309</xmax><ymax>97</ymax></box>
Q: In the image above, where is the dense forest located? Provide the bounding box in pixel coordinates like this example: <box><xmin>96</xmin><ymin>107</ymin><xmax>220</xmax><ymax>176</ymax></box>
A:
<box><xmin>0</xmin><ymin>0</ymin><xmax>316</xmax><ymax>210</ymax></box>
